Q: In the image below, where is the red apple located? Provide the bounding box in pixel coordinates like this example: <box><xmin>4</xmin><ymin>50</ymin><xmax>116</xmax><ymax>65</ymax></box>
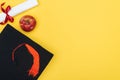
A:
<box><xmin>19</xmin><ymin>15</ymin><xmax>36</xmax><ymax>32</ymax></box>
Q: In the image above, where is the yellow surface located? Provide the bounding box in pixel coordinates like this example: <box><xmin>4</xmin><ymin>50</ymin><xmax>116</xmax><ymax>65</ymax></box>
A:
<box><xmin>0</xmin><ymin>0</ymin><xmax>120</xmax><ymax>80</ymax></box>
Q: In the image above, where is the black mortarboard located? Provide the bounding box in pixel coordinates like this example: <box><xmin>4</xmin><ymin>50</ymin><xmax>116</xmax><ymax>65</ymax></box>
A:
<box><xmin>0</xmin><ymin>24</ymin><xmax>53</xmax><ymax>80</ymax></box>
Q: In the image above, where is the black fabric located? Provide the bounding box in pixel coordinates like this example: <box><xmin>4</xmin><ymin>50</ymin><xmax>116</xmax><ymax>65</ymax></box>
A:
<box><xmin>0</xmin><ymin>24</ymin><xmax>53</xmax><ymax>80</ymax></box>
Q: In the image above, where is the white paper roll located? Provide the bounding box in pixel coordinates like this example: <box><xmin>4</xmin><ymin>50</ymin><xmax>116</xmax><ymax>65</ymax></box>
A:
<box><xmin>0</xmin><ymin>0</ymin><xmax>38</xmax><ymax>23</ymax></box>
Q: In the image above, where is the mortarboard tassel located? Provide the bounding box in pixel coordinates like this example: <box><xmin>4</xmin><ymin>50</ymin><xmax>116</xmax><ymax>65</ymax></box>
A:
<box><xmin>12</xmin><ymin>43</ymin><xmax>40</xmax><ymax>77</ymax></box>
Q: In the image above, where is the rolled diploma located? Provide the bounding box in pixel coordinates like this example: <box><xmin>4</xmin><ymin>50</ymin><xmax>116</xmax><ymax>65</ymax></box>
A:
<box><xmin>0</xmin><ymin>0</ymin><xmax>38</xmax><ymax>23</ymax></box>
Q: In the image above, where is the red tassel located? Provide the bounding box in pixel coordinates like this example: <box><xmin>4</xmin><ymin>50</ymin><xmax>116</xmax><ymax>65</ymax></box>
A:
<box><xmin>12</xmin><ymin>43</ymin><xmax>40</xmax><ymax>77</ymax></box>
<box><xmin>25</xmin><ymin>44</ymin><xmax>40</xmax><ymax>77</ymax></box>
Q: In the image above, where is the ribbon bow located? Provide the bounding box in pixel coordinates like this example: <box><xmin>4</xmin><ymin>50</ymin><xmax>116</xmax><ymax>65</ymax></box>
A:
<box><xmin>0</xmin><ymin>2</ymin><xmax>14</xmax><ymax>25</ymax></box>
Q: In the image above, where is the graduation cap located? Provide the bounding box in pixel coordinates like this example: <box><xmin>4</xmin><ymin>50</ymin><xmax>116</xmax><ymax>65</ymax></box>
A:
<box><xmin>0</xmin><ymin>24</ymin><xmax>53</xmax><ymax>80</ymax></box>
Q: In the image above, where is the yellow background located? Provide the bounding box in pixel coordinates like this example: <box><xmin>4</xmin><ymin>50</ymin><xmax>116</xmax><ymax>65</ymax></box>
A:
<box><xmin>0</xmin><ymin>0</ymin><xmax>120</xmax><ymax>80</ymax></box>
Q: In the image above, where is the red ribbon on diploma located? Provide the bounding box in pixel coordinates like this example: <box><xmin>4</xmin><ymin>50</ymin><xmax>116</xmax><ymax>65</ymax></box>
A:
<box><xmin>0</xmin><ymin>2</ymin><xmax>14</xmax><ymax>25</ymax></box>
